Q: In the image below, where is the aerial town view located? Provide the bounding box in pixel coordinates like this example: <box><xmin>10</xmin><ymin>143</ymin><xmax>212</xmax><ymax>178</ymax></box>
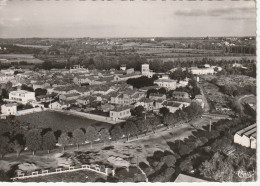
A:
<box><xmin>0</xmin><ymin>0</ymin><xmax>257</xmax><ymax>183</ymax></box>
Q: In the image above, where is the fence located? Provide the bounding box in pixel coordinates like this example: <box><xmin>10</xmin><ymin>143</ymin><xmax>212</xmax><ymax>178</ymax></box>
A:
<box><xmin>67</xmin><ymin>109</ymin><xmax>125</xmax><ymax>124</ymax></box>
<box><xmin>11</xmin><ymin>164</ymin><xmax>114</xmax><ymax>181</ymax></box>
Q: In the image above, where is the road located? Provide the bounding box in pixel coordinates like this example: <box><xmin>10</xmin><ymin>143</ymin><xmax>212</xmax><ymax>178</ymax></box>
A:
<box><xmin>237</xmin><ymin>94</ymin><xmax>255</xmax><ymax>112</ymax></box>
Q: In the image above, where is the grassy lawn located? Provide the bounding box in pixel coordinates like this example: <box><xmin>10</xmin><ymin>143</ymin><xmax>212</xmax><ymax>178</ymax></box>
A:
<box><xmin>16</xmin><ymin>111</ymin><xmax>111</xmax><ymax>132</ymax></box>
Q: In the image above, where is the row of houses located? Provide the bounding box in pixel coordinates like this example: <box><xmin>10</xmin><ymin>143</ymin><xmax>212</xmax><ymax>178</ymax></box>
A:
<box><xmin>234</xmin><ymin>123</ymin><xmax>256</xmax><ymax>149</ymax></box>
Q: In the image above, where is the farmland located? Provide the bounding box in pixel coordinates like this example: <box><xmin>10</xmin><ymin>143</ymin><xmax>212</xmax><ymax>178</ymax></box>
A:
<box><xmin>0</xmin><ymin>54</ymin><xmax>43</xmax><ymax>64</ymax></box>
<box><xmin>14</xmin><ymin>44</ymin><xmax>50</xmax><ymax>50</ymax></box>
<box><xmin>16</xmin><ymin>111</ymin><xmax>110</xmax><ymax>132</ymax></box>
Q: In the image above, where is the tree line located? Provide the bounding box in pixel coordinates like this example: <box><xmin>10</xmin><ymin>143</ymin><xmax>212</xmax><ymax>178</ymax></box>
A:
<box><xmin>0</xmin><ymin>102</ymin><xmax>203</xmax><ymax>158</ymax></box>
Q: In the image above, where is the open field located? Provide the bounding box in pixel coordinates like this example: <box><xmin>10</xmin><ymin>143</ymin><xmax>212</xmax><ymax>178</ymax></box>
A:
<box><xmin>0</xmin><ymin>54</ymin><xmax>43</xmax><ymax>64</ymax></box>
<box><xmin>15</xmin><ymin>44</ymin><xmax>50</xmax><ymax>50</ymax></box>
<box><xmin>148</xmin><ymin>55</ymin><xmax>256</xmax><ymax>62</ymax></box>
<box><xmin>16</xmin><ymin>111</ymin><xmax>110</xmax><ymax>132</ymax></box>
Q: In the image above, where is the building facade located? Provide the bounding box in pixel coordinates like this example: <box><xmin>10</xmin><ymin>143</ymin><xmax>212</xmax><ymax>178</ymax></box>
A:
<box><xmin>109</xmin><ymin>106</ymin><xmax>131</xmax><ymax>121</ymax></box>
<box><xmin>9</xmin><ymin>90</ymin><xmax>36</xmax><ymax>104</ymax></box>
<box><xmin>234</xmin><ymin>123</ymin><xmax>256</xmax><ymax>149</ymax></box>
<box><xmin>154</xmin><ymin>79</ymin><xmax>177</xmax><ymax>90</ymax></box>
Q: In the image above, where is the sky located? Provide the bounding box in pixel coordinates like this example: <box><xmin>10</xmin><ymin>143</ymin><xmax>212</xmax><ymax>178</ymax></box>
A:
<box><xmin>0</xmin><ymin>0</ymin><xmax>256</xmax><ymax>38</ymax></box>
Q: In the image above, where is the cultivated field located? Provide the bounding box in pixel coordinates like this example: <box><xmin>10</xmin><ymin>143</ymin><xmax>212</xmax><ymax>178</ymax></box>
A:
<box><xmin>0</xmin><ymin>54</ymin><xmax>43</xmax><ymax>64</ymax></box>
<box><xmin>15</xmin><ymin>44</ymin><xmax>50</xmax><ymax>50</ymax></box>
<box><xmin>148</xmin><ymin>55</ymin><xmax>256</xmax><ymax>62</ymax></box>
<box><xmin>16</xmin><ymin>111</ymin><xmax>110</xmax><ymax>132</ymax></box>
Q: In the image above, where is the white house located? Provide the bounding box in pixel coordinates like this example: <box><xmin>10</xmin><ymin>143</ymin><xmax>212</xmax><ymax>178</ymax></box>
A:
<box><xmin>109</xmin><ymin>106</ymin><xmax>131</xmax><ymax>121</ymax></box>
<box><xmin>120</xmin><ymin>65</ymin><xmax>127</xmax><ymax>71</ymax></box>
<box><xmin>135</xmin><ymin>98</ymin><xmax>154</xmax><ymax>111</ymax></box>
<box><xmin>234</xmin><ymin>123</ymin><xmax>256</xmax><ymax>149</ymax></box>
<box><xmin>49</xmin><ymin>101</ymin><xmax>69</xmax><ymax>110</ymax></box>
<box><xmin>189</xmin><ymin>67</ymin><xmax>215</xmax><ymax>75</ymax></box>
<box><xmin>1</xmin><ymin>103</ymin><xmax>17</xmax><ymax>115</ymax></box>
<box><xmin>9</xmin><ymin>90</ymin><xmax>36</xmax><ymax>104</ymax></box>
<box><xmin>154</xmin><ymin>79</ymin><xmax>177</xmax><ymax>90</ymax></box>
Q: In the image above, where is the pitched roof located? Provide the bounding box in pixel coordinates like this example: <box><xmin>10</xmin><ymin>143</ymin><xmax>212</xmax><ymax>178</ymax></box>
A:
<box><xmin>175</xmin><ymin>174</ymin><xmax>208</xmax><ymax>183</ymax></box>
<box><xmin>236</xmin><ymin>123</ymin><xmax>257</xmax><ymax>136</ymax></box>
<box><xmin>111</xmin><ymin>106</ymin><xmax>132</xmax><ymax>112</ymax></box>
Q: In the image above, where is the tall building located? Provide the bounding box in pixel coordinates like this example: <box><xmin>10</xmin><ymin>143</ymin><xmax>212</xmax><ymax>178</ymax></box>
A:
<box><xmin>141</xmin><ymin>64</ymin><xmax>153</xmax><ymax>78</ymax></box>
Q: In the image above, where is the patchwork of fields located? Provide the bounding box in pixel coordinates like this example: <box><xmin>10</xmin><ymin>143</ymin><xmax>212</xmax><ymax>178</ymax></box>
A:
<box><xmin>0</xmin><ymin>54</ymin><xmax>43</xmax><ymax>64</ymax></box>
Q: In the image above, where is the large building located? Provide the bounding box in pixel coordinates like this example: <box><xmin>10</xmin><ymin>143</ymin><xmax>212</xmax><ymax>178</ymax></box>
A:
<box><xmin>109</xmin><ymin>106</ymin><xmax>131</xmax><ymax>121</ymax></box>
<box><xmin>110</xmin><ymin>91</ymin><xmax>145</xmax><ymax>105</ymax></box>
<box><xmin>189</xmin><ymin>67</ymin><xmax>215</xmax><ymax>75</ymax></box>
<box><xmin>154</xmin><ymin>79</ymin><xmax>177</xmax><ymax>90</ymax></box>
<box><xmin>9</xmin><ymin>90</ymin><xmax>36</xmax><ymax>104</ymax></box>
<box><xmin>234</xmin><ymin>123</ymin><xmax>256</xmax><ymax>149</ymax></box>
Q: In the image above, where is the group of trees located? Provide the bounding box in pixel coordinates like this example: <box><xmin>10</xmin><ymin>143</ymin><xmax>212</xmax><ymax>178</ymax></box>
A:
<box><xmin>25</xmin><ymin>126</ymin><xmax>111</xmax><ymax>155</ymax></box>
<box><xmin>127</xmin><ymin>76</ymin><xmax>158</xmax><ymax>89</ymax></box>
<box><xmin>169</xmin><ymin>68</ymin><xmax>192</xmax><ymax>81</ymax></box>
<box><xmin>146</xmin><ymin>87</ymin><xmax>167</xmax><ymax>98</ymax></box>
<box><xmin>163</xmin><ymin>102</ymin><xmax>203</xmax><ymax>128</ymax></box>
<box><xmin>214</xmin><ymin>83</ymin><xmax>256</xmax><ymax>97</ymax></box>
<box><xmin>199</xmin><ymin>150</ymin><xmax>256</xmax><ymax>182</ymax></box>
<box><xmin>170</xmin><ymin>78</ymin><xmax>200</xmax><ymax>99</ymax></box>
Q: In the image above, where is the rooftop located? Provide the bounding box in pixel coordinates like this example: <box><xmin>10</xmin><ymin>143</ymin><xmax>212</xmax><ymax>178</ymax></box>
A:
<box><xmin>111</xmin><ymin>106</ymin><xmax>131</xmax><ymax>112</ymax></box>
<box><xmin>236</xmin><ymin>123</ymin><xmax>257</xmax><ymax>136</ymax></box>
<box><xmin>175</xmin><ymin>174</ymin><xmax>208</xmax><ymax>183</ymax></box>
<box><xmin>2</xmin><ymin>103</ymin><xmax>17</xmax><ymax>107</ymax></box>
<box><xmin>154</xmin><ymin>79</ymin><xmax>177</xmax><ymax>83</ymax></box>
<box><xmin>10</xmin><ymin>90</ymin><xmax>33</xmax><ymax>94</ymax></box>
<box><xmin>163</xmin><ymin>101</ymin><xmax>182</xmax><ymax>107</ymax></box>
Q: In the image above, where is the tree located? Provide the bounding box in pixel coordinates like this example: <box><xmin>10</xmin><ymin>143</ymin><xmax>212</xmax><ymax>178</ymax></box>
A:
<box><xmin>58</xmin><ymin>132</ymin><xmax>70</xmax><ymax>152</ymax></box>
<box><xmin>147</xmin><ymin>88</ymin><xmax>158</xmax><ymax>98</ymax></box>
<box><xmin>158</xmin><ymin>88</ymin><xmax>167</xmax><ymax>95</ymax></box>
<box><xmin>10</xmin><ymin>140</ymin><xmax>23</xmax><ymax>157</ymax></box>
<box><xmin>122</xmin><ymin>121</ymin><xmax>139</xmax><ymax>141</ymax></box>
<box><xmin>42</xmin><ymin>131</ymin><xmax>56</xmax><ymax>153</ymax></box>
<box><xmin>163</xmin><ymin>113</ymin><xmax>176</xmax><ymax>129</ymax></box>
<box><xmin>159</xmin><ymin>107</ymin><xmax>170</xmax><ymax>116</ymax></box>
<box><xmin>0</xmin><ymin>136</ymin><xmax>10</xmax><ymax>158</ymax></box>
<box><xmin>35</xmin><ymin>88</ymin><xmax>47</xmax><ymax>97</ymax></box>
<box><xmin>132</xmin><ymin>106</ymin><xmax>144</xmax><ymax>117</ymax></box>
<box><xmin>136</xmin><ymin>119</ymin><xmax>149</xmax><ymax>135</ymax></box>
<box><xmin>1</xmin><ymin>89</ymin><xmax>8</xmax><ymax>99</ymax></box>
<box><xmin>0</xmin><ymin>170</ymin><xmax>9</xmax><ymax>181</ymax></box>
<box><xmin>85</xmin><ymin>126</ymin><xmax>98</xmax><ymax>149</ymax></box>
<box><xmin>110</xmin><ymin>126</ymin><xmax>123</xmax><ymax>142</ymax></box>
<box><xmin>149</xmin><ymin>117</ymin><xmax>160</xmax><ymax>133</ymax></box>
<box><xmin>21</xmin><ymin>84</ymin><xmax>33</xmax><ymax>92</ymax></box>
<box><xmin>25</xmin><ymin>129</ymin><xmax>42</xmax><ymax>156</ymax></box>
<box><xmin>72</xmin><ymin>128</ymin><xmax>85</xmax><ymax>150</ymax></box>
<box><xmin>99</xmin><ymin>128</ymin><xmax>110</xmax><ymax>146</ymax></box>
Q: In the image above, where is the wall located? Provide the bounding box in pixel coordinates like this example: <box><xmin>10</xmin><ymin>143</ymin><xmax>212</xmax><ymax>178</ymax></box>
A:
<box><xmin>67</xmin><ymin>109</ymin><xmax>124</xmax><ymax>124</ymax></box>
<box><xmin>16</xmin><ymin>107</ymin><xmax>45</xmax><ymax>116</ymax></box>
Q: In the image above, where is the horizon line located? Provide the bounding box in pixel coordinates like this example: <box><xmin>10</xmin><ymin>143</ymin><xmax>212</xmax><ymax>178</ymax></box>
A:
<box><xmin>0</xmin><ymin>36</ymin><xmax>256</xmax><ymax>39</ymax></box>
